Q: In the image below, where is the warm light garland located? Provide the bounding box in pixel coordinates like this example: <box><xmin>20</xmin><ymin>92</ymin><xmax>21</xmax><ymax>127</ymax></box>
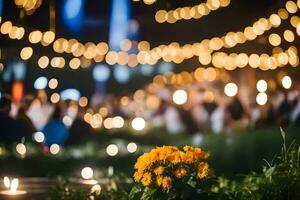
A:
<box><xmin>0</xmin><ymin>3</ymin><xmax>300</xmax><ymax>70</ymax></box>
<box><xmin>155</xmin><ymin>0</ymin><xmax>231</xmax><ymax>24</ymax></box>
<box><xmin>132</xmin><ymin>0</ymin><xmax>156</xmax><ymax>5</ymax></box>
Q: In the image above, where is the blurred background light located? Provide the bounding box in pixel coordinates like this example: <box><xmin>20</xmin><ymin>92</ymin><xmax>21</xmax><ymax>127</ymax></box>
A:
<box><xmin>62</xmin><ymin>0</ymin><xmax>85</xmax><ymax>33</ymax></box>
<box><xmin>81</xmin><ymin>167</ymin><xmax>93</xmax><ymax>180</ymax></box>
<box><xmin>131</xmin><ymin>117</ymin><xmax>146</xmax><ymax>131</ymax></box>
<box><xmin>127</xmin><ymin>142</ymin><xmax>137</xmax><ymax>153</ymax></box>
<box><xmin>34</xmin><ymin>76</ymin><xmax>48</xmax><ymax>90</ymax></box>
<box><xmin>50</xmin><ymin>144</ymin><xmax>60</xmax><ymax>155</ymax></box>
<box><xmin>224</xmin><ymin>83</ymin><xmax>238</xmax><ymax>97</ymax></box>
<box><xmin>113</xmin><ymin>65</ymin><xmax>130</xmax><ymax>83</ymax></box>
<box><xmin>33</xmin><ymin>131</ymin><xmax>45</xmax><ymax>143</ymax></box>
<box><xmin>106</xmin><ymin>144</ymin><xmax>119</xmax><ymax>156</ymax></box>
<box><xmin>92</xmin><ymin>64</ymin><xmax>110</xmax><ymax>82</ymax></box>
<box><xmin>256</xmin><ymin>92</ymin><xmax>268</xmax><ymax>105</ymax></box>
<box><xmin>109</xmin><ymin>0</ymin><xmax>131</xmax><ymax>51</ymax></box>
<box><xmin>172</xmin><ymin>89</ymin><xmax>188</xmax><ymax>105</ymax></box>
<box><xmin>282</xmin><ymin>75</ymin><xmax>292</xmax><ymax>89</ymax></box>
<box><xmin>60</xmin><ymin>89</ymin><xmax>81</xmax><ymax>101</ymax></box>
<box><xmin>256</xmin><ymin>80</ymin><xmax>268</xmax><ymax>92</ymax></box>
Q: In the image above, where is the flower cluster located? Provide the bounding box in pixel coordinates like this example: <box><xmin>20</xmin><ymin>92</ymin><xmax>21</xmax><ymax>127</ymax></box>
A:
<box><xmin>133</xmin><ymin>146</ymin><xmax>209</xmax><ymax>190</ymax></box>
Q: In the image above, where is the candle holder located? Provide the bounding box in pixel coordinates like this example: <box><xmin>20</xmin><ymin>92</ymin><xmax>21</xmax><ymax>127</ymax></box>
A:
<box><xmin>0</xmin><ymin>177</ymin><xmax>27</xmax><ymax>199</ymax></box>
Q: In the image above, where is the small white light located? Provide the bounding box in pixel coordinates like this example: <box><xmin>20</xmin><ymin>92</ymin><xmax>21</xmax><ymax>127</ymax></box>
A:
<box><xmin>62</xmin><ymin>115</ymin><xmax>73</xmax><ymax>127</ymax></box>
<box><xmin>50</xmin><ymin>144</ymin><xmax>60</xmax><ymax>155</ymax></box>
<box><xmin>112</xmin><ymin>116</ymin><xmax>124</xmax><ymax>128</ymax></box>
<box><xmin>33</xmin><ymin>131</ymin><xmax>45</xmax><ymax>143</ymax></box>
<box><xmin>282</xmin><ymin>75</ymin><xmax>292</xmax><ymax>89</ymax></box>
<box><xmin>81</xmin><ymin>167</ymin><xmax>94</xmax><ymax>180</ymax></box>
<box><xmin>224</xmin><ymin>83</ymin><xmax>238</xmax><ymax>97</ymax></box>
<box><xmin>131</xmin><ymin>117</ymin><xmax>146</xmax><ymax>131</ymax></box>
<box><xmin>106</xmin><ymin>144</ymin><xmax>118</xmax><ymax>156</ymax></box>
<box><xmin>256</xmin><ymin>92</ymin><xmax>268</xmax><ymax>105</ymax></box>
<box><xmin>16</xmin><ymin>143</ymin><xmax>26</xmax><ymax>156</ymax></box>
<box><xmin>127</xmin><ymin>142</ymin><xmax>137</xmax><ymax>153</ymax></box>
<box><xmin>172</xmin><ymin>89</ymin><xmax>188</xmax><ymax>105</ymax></box>
<box><xmin>256</xmin><ymin>80</ymin><xmax>268</xmax><ymax>92</ymax></box>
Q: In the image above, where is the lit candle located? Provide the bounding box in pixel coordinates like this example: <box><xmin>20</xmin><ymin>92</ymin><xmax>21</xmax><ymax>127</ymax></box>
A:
<box><xmin>0</xmin><ymin>177</ymin><xmax>27</xmax><ymax>198</ymax></box>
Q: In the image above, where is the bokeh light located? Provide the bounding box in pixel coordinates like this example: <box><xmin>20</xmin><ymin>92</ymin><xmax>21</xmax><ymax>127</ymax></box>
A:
<box><xmin>256</xmin><ymin>80</ymin><xmax>268</xmax><ymax>92</ymax></box>
<box><xmin>81</xmin><ymin>167</ymin><xmax>94</xmax><ymax>180</ymax></box>
<box><xmin>127</xmin><ymin>142</ymin><xmax>138</xmax><ymax>153</ymax></box>
<box><xmin>282</xmin><ymin>76</ymin><xmax>292</xmax><ymax>89</ymax></box>
<box><xmin>50</xmin><ymin>144</ymin><xmax>60</xmax><ymax>155</ymax></box>
<box><xmin>172</xmin><ymin>89</ymin><xmax>188</xmax><ymax>105</ymax></box>
<box><xmin>256</xmin><ymin>92</ymin><xmax>268</xmax><ymax>105</ymax></box>
<box><xmin>106</xmin><ymin>144</ymin><xmax>119</xmax><ymax>156</ymax></box>
<box><xmin>224</xmin><ymin>83</ymin><xmax>238</xmax><ymax>97</ymax></box>
<box><xmin>131</xmin><ymin>117</ymin><xmax>146</xmax><ymax>131</ymax></box>
<box><xmin>33</xmin><ymin>131</ymin><xmax>45</xmax><ymax>143</ymax></box>
<box><xmin>16</xmin><ymin>143</ymin><xmax>26</xmax><ymax>156</ymax></box>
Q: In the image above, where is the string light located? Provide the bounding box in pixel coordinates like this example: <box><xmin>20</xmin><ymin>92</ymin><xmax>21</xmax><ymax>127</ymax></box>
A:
<box><xmin>20</xmin><ymin>47</ymin><xmax>33</xmax><ymax>60</ymax></box>
<box><xmin>155</xmin><ymin>0</ymin><xmax>231</xmax><ymax>24</ymax></box>
<box><xmin>38</xmin><ymin>56</ymin><xmax>49</xmax><ymax>69</ymax></box>
<box><xmin>48</xmin><ymin>78</ymin><xmax>58</xmax><ymax>89</ymax></box>
<box><xmin>0</xmin><ymin>5</ymin><xmax>298</xmax><ymax>70</ymax></box>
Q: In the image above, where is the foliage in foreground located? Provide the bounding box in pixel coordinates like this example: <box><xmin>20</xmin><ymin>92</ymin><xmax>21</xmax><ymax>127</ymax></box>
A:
<box><xmin>50</xmin><ymin>129</ymin><xmax>300</xmax><ymax>200</ymax></box>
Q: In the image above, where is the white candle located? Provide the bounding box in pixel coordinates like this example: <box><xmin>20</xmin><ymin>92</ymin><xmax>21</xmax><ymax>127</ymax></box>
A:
<box><xmin>0</xmin><ymin>177</ymin><xmax>27</xmax><ymax>196</ymax></box>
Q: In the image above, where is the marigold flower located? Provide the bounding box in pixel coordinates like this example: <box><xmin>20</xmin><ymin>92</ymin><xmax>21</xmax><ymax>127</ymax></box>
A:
<box><xmin>154</xmin><ymin>166</ymin><xmax>164</xmax><ymax>175</ymax></box>
<box><xmin>197</xmin><ymin>162</ymin><xmax>209</xmax><ymax>179</ymax></box>
<box><xmin>134</xmin><ymin>171</ymin><xmax>143</xmax><ymax>182</ymax></box>
<box><xmin>156</xmin><ymin>176</ymin><xmax>163</xmax><ymax>186</ymax></box>
<box><xmin>141</xmin><ymin>172</ymin><xmax>152</xmax><ymax>186</ymax></box>
<box><xmin>162</xmin><ymin>176</ymin><xmax>172</xmax><ymax>190</ymax></box>
<box><xmin>175</xmin><ymin>168</ymin><xmax>187</xmax><ymax>178</ymax></box>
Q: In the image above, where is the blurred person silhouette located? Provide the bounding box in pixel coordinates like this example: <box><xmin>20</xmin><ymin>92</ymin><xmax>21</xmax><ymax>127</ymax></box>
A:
<box><xmin>16</xmin><ymin>101</ymin><xmax>36</xmax><ymax>140</ymax></box>
<box><xmin>67</xmin><ymin>107</ymin><xmax>92</xmax><ymax>145</ymax></box>
<box><xmin>0</xmin><ymin>94</ymin><xmax>21</xmax><ymax>147</ymax></box>
<box><xmin>27</xmin><ymin>91</ymin><xmax>54</xmax><ymax>130</ymax></box>
<box><xmin>42</xmin><ymin>104</ymin><xmax>69</xmax><ymax>146</ymax></box>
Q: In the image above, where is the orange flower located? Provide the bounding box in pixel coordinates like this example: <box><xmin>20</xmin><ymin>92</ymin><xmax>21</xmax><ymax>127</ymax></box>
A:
<box><xmin>141</xmin><ymin>172</ymin><xmax>152</xmax><ymax>186</ymax></box>
<box><xmin>134</xmin><ymin>171</ymin><xmax>143</xmax><ymax>182</ymax></box>
<box><xmin>162</xmin><ymin>176</ymin><xmax>172</xmax><ymax>190</ymax></box>
<box><xmin>154</xmin><ymin>166</ymin><xmax>164</xmax><ymax>175</ymax></box>
<box><xmin>197</xmin><ymin>162</ymin><xmax>209</xmax><ymax>179</ymax></box>
<box><xmin>175</xmin><ymin>168</ymin><xmax>187</xmax><ymax>178</ymax></box>
<box><xmin>156</xmin><ymin>176</ymin><xmax>163</xmax><ymax>186</ymax></box>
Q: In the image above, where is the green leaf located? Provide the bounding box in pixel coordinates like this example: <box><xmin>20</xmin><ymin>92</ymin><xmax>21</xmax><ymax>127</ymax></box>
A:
<box><xmin>187</xmin><ymin>177</ymin><xmax>197</xmax><ymax>188</ymax></box>
<box><xmin>141</xmin><ymin>187</ymin><xmax>157</xmax><ymax>200</ymax></box>
<box><xmin>264</xmin><ymin>166</ymin><xmax>275</xmax><ymax>181</ymax></box>
<box><xmin>129</xmin><ymin>185</ymin><xmax>142</xmax><ymax>200</ymax></box>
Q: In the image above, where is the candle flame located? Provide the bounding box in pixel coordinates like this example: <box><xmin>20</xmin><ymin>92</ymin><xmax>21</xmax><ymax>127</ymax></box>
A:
<box><xmin>10</xmin><ymin>178</ymin><xmax>19</xmax><ymax>193</ymax></box>
<box><xmin>3</xmin><ymin>176</ymin><xmax>10</xmax><ymax>188</ymax></box>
